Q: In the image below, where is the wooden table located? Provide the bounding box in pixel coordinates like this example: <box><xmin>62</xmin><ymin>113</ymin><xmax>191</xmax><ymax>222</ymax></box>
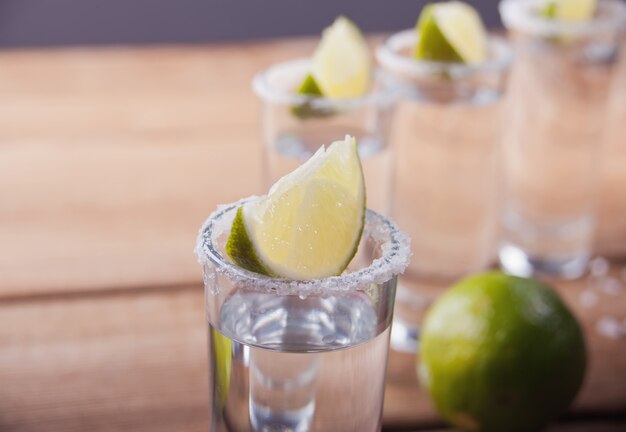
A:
<box><xmin>0</xmin><ymin>38</ymin><xmax>625</xmax><ymax>431</ymax></box>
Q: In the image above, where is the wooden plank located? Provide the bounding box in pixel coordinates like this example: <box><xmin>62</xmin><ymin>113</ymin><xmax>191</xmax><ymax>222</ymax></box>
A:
<box><xmin>0</xmin><ymin>39</ymin><xmax>624</xmax><ymax>299</ymax></box>
<box><xmin>546</xmin><ymin>421</ymin><xmax>626</xmax><ymax>432</ymax></box>
<box><xmin>0</xmin><ymin>286</ymin><xmax>209</xmax><ymax>432</ymax></box>
<box><xmin>0</xmin><ymin>41</ymin><xmax>322</xmax><ymax>297</ymax></box>
<box><xmin>0</xmin><ymin>276</ymin><xmax>624</xmax><ymax>431</ymax></box>
<box><xmin>414</xmin><ymin>420</ymin><xmax>626</xmax><ymax>432</ymax></box>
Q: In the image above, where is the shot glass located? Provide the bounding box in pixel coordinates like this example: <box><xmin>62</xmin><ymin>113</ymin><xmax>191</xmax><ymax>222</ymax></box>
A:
<box><xmin>252</xmin><ymin>59</ymin><xmax>396</xmax><ymax>214</ymax></box>
<box><xmin>498</xmin><ymin>0</ymin><xmax>626</xmax><ymax>279</ymax></box>
<box><xmin>377</xmin><ymin>31</ymin><xmax>513</xmax><ymax>352</ymax></box>
<box><xmin>195</xmin><ymin>199</ymin><xmax>410</xmax><ymax>431</ymax></box>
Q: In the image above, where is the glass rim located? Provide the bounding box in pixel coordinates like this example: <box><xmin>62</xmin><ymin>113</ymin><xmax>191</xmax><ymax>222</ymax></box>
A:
<box><xmin>375</xmin><ymin>30</ymin><xmax>514</xmax><ymax>78</ymax></box>
<box><xmin>499</xmin><ymin>0</ymin><xmax>626</xmax><ymax>38</ymax></box>
<box><xmin>251</xmin><ymin>57</ymin><xmax>397</xmax><ymax>109</ymax></box>
<box><xmin>195</xmin><ymin>197</ymin><xmax>411</xmax><ymax>295</ymax></box>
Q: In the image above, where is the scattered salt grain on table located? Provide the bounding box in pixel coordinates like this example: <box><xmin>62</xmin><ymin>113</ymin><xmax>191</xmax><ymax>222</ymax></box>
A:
<box><xmin>596</xmin><ymin>316</ymin><xmax>625</xmax><ymax>340</ymax></box>
<box><xmin>597</xmin><ymin>277</ymin><xmax>623</xmax><ymax>296</ymax></box>
<box><xmin>590</xmin><ymin>257</ymin><xmax>610</xmax><ymax>277</ymax></box>
<box><xmin>579</xmin><ymin>290</ymin><xmax>599</xmax><ymax>309</ymax></box>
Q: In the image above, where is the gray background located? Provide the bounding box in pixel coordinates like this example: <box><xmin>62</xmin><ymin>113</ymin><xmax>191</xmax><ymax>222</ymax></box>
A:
<box><xmin>0</xmin><ymin>0</ymin><xmax>502</xmax><ymax>48</ymax></box>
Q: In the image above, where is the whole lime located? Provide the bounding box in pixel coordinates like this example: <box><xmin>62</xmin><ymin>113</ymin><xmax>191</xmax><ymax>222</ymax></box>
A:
<box><xmin>419</xmin><ymin>271</ymin><xmax>586</xmax><ymax>432</ymax></box>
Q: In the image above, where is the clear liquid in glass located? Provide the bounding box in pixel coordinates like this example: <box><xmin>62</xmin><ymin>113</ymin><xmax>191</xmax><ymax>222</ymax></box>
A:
<box><xmin>208</xmin><ymin>289</ymin><xmax>391</xmax><ymax>432</ymax></box>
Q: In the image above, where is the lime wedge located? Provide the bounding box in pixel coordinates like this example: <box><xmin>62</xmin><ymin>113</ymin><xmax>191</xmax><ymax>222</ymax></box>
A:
<box><xmin>226</xmin><ymin>136</ymin><xmax>366</xmax><ymax>280</ymax></box>
<box><xmin>310</xmin><ymin>16</ymin><xmax>371</xmax><ymax>98</ymax></box>
<box><xmin>291</xmin><ymin>73</ymin><xmax>333</xmax><ymax>119</ymax></box>
<box><xmin>415</xmin><ymin>2</ymin><xmax>488</xmax><ymax>64</ymax></box>
<box><xmin>297</xmin><ymin>73</ymin><xmax>323</xmax><ymax>96</ymax></box>
<box><xmin>541</xmin><ymin>0</ymin><xmax>597</xmax><ymax>21</ymax></box>
<box><xmin>541</xmin><ymin>1</ymin><xmax>558</xmax><ymax>18</ymax></box>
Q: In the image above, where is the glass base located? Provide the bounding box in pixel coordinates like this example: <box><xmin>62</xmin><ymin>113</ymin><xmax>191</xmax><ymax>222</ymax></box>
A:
<box><xmin>499</xmin><ymin>243</ymin><xmax>589</xmax><ymax>280</ymax></box>
<box><xmin>250</xmin><ymin>400</ymin><xmax>314</xmax><ymax>432</ymax></box>
<box><xmin>389</xmin><ymin>278</ymin><xmax>444</xmax><ymax>354</ymax></box>
<box><xmin>390</xmin><ymin>318</ymin><xmax>420</xmax><ymax>353</ymax></box>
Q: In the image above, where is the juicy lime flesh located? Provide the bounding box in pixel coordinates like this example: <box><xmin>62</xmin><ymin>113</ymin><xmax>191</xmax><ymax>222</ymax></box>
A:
<box><xmin>542</xmin><ymin>0</ymin><xmax>597</xmax><ymax>21</ymax></box>
<box><xmin>420</xmin><ymin>272</ymin><xmax>586</xmax><ymax>432</ymax></box>
<box><xmin>252</xmin><ymin>180</ymin><xmax>361</xmax><ymax>279</ymax></box>
<box><xmin>311</xmin><ymin>16</ymin><xmax>371</xmax><ymax>98</ymax></box>
<box><xmin>415</xmin><ymin>1</ymin><xmax>487</xmax><ymax>64</ymax></box>
<box><xmin>226</xmin><ymin>136</ymin><xmax>365</xmax><ymax>280</ymax></box>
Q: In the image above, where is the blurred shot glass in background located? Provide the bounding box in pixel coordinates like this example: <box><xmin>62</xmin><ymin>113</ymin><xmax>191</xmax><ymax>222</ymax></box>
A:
<box><xmin>252</xmin><ymin>59</ymin><xmax>396</xmax><ymax>214</ymax></box>
<box><xmin>377</xmin><ymin>30</ymin><xmax>513</xmax><ymax>352</ymax></box>
<box><xmin>499</xmin><ymin>0</ymin><xmax>626</xmax><ymax>279</ymax></box>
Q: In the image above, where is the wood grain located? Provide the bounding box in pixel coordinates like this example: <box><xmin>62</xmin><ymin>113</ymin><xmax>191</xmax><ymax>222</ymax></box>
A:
<box><xmin>0</xmin><ymin>39</ymin><xmax>623</xmax><ymax>298</ymax></box>
<box><xmin>0</xmin><ymin>275</ymin><xmax>624</xmax><ymax>431</ymax></box>
<box><xmin>0</xmin><ymin>39</ymin><xmax>624</xmax><ymax>431</ymax></box>
<box><xmin>0</xmin><ymin>286</ymin><xmax>209</xmax><ymax>432</ymax></box>
<box><xmin>0</xmin><ymin>41</ymin><xmax>315</xmax><ymax>296</ymax></box>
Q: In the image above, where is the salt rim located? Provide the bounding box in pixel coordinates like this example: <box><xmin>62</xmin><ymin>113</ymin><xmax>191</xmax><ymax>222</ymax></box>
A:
<box><xmin>376</xmin><ymin>30</ymin><xmax>513</xmax><ymax>79</ymax></box>
<box><xmin>499</xmin><ymin>0</ymin><xmax>626</xmax><ymax>39</ymax></box>
<box><xmin>194</xmin><ymin>197</ymin><xmax>411</xmax><ymax>295</ymax></box>
<box><xmin>251</xmin><ymin>58</ymin><xmax>397</xmax><ymax>111</ymax></box>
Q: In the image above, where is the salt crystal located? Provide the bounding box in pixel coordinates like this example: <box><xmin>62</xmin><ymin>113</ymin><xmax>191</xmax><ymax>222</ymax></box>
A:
<box><xmin>596</xmin><ymin>316</ymin><xmax>623</xmax><ymax>340</ymax></box>
<box><xmin>598</xmin><ymin>277</ymin><xmax>623</xmax><ymax>296</ymax></box>
<box><xmin>204</xmin><ymin>269</ymin><xmax>220</xmax><ymax>295</ymax></box>
<box><xmin>589</xmin><ymin>257</ymin><xmax>609</xmax><ymax>277</ymax></box>
<box><xmin>579</xmin><ymin>290</ymin><xmax>599</xmax><ymax>309</ymax></box>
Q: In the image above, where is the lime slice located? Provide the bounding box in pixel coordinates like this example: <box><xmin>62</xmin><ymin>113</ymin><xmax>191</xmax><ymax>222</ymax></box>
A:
<box><xmin>541</xmin><ymin>0</ymin><xmax>597</xmax><ymax>21</ymax></box>
<box><xmin>291</xmin><ymin>73</ymin><xmax>333</xmax><ymax>119</ymax></box>
<box><xmin>296</xmin><ymin>73</ymin><xmax>323</xmax><ymax>96</ymax></box>
<box><xmin>415</xmin><ymin>2</ymin><xmax>488</xmax><ymax>64</ymax></box>
<box><xmin>310</xmin><ymin>16</ymin><xmax>371</xmax><ymax>98</ymax></box>
<box><xmin>226</xmin><ymin>136</ymin><xmax>366</xmax><ymax>279</ymax></box>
